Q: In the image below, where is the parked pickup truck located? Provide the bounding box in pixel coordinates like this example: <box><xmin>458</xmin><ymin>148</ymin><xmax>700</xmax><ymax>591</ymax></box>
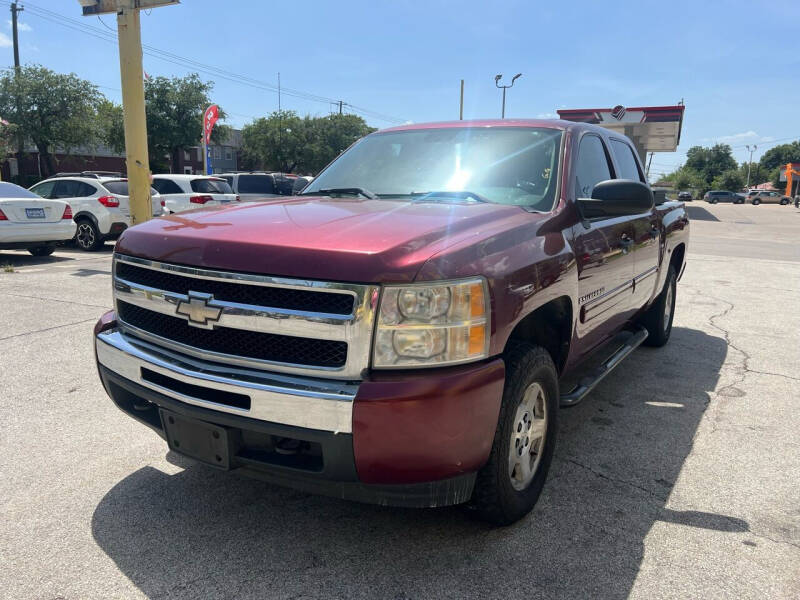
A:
<box><xmin>94</xmin><ymin>119</ymin><xmax>689</xmax><ymax>525</ymax></box>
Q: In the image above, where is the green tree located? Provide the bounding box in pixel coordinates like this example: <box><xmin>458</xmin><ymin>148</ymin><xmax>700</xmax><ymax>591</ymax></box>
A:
<box><xmin>96</xmin><ymin>99</ymin><xmax>125</xmax><ymax>154</ymax></box>
<box><xmin>241</xmin><ymin>110</ymin><xmax>305</xmax><ymax>172</ymax></box>
<box><xmin>672</xmin><ymin>167</ymin><xmax>706</xmax><ymax>193</ymax></box>
<box><xmin>143</xmin><ymin>73</ymin><xmax>230</xmax><ymax>172</ymax></box>
<box><xmin>711</xmin><ymin>168</ymin><xmax>744</xmax><ymax>192</ymax></box>
<box><xmin>0</xmin><ymin>64</ymin><xmax>103</xmax><ymax>177</ymax></box>
<box><xmin>759</xmin><ymin>141</ymin><xmax>800</xmax><ymax>172</ymax></box>
<box><xmin>241</xmin><ymin>111</ymin><xmax>374</xmax><ymax>174</ymax></box>
<box><xmin>684</xmin><ymin>144</ymin><xmax>738</xmax><ymax>187</ymax></box>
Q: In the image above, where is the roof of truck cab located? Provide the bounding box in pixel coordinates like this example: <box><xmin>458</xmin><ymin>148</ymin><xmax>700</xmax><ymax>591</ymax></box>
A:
<box><xmin>377</xmin><ymin>118</ymin><xmax>583</xmax><ymax>133</ymax></box>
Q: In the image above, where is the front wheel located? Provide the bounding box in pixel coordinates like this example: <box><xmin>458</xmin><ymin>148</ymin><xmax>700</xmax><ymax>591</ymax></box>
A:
<box><xmin>471</xmin><ymin>343</ymin><xmax>559</xmax><ymax>526</ymax></box>
<box><xmin>641</xmin><ymin>265</ymin><xmax>677</xmax><ymax>347</ymax></box>
<box><xmin>752</xmin><ymin>199</ymin><xmax>760</xmax><ymax>206</ymax></box>
<box><xmin>27</xmin><ymin>246</ymin><xmax>55</xmax><ymax>257</ymax></box>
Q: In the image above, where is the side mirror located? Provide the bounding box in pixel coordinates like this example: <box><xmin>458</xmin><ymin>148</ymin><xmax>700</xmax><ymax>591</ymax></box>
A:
<box><xmin>578</xmin><ymin>179</ymin><xmax>654</xmax><ymax>218</ymax></box>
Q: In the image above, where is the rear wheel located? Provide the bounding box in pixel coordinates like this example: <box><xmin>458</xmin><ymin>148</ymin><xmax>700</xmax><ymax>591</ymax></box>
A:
<box><xmin>471</xmin><ymin>343</ymin><xmax>559</xmax><ymax>526</ymax></box>
<box><xmin>75</xmin><ymin>219</ymin><xmax>102</xmax><ymax>251</ymax></box>
<box><xmin>27</xmin><ymin>246</ymin><xmax>55</xmax><ymax>257</ymax></box>
<box><xmin>780</xmin><ymin>199</ymin><xmax>789</xmax><ymax>205</ymax></box>
<box><xmin>752</xmin><ymin>198</ymin><xmax>760</xmax><ymax>206</ymax></box>
<box><xmin>641</xmin><ymin>265</ymin><xmax>677</xmax><ymax>347</ymax></box>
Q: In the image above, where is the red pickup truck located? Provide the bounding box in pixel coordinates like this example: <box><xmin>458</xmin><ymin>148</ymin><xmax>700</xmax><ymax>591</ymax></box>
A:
<box><xmin>94</xmin><ymin>119</ymin><xmax>689</xmax><ymax>525</ymax></box>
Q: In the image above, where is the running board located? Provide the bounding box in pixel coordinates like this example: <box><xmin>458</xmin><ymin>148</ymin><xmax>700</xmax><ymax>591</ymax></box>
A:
<box><xmin>559</xmin><ymin>327</ymin><xmax>649</xmax><ymax>407</ymax></box>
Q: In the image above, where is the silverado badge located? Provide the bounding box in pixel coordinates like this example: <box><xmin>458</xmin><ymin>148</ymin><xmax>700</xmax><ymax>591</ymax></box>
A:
<box><xmin>175</xmin><ymin>291</ymin><xmax>223</xmax><ymax>329</ymax></box>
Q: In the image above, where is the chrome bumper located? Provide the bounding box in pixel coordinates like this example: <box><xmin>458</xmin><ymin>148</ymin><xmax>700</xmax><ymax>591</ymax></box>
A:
<box><xmin>95</xmin><ymin>329</ymin><xmax>358</xmax><ymax>433</ymax></box>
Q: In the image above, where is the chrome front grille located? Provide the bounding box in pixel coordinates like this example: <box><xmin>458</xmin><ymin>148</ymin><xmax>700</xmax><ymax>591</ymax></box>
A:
<box><xmin>112</xmin><ymin>254</ymin><xmax>379</xmax><ymax>379</ymax></box>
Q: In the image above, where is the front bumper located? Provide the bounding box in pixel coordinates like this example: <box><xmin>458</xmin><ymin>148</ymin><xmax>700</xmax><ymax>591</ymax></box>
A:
<box><xmin>95</xmin><ymin>319</ymin><xmax>505</xmax><ymax>507</ymax></box>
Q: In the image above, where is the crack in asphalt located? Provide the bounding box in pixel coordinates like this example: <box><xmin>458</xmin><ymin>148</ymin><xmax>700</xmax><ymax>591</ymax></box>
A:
<box><xmin>563</xmin><ymin>457</ymin><xmax>668</xmax><ymax>502</ymax></box>
<box><xmin>0</xmin><ymin>318</ymin><xmax>98</xmax><ymax>341</ymax></box>
<box><xmin>683</xmin><ymin>285</ymin><xmax>800</xmax><ymax>435</ymax></box>
<box><xmin>0</xmin><ymin>291</ymin><xmax>111</xmax><ymax>310</ymax></box>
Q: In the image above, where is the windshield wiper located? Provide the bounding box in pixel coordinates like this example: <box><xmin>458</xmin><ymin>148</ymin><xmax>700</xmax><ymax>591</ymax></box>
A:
<box><xmin>307</xmin><ymin>187</ymin><xmax>378</xmax><ymax>199</ymax></box>
<box><xmin>410</xmin><ymin>190</ymin><xmax>491</xmax><ymax>203</ymax></box>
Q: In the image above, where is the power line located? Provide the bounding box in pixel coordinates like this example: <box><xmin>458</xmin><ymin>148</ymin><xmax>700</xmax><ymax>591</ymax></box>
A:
<box><xmin>7</xmin><ymin>0</ymin><xmax>407</xmax><ymax>125</ymax></box>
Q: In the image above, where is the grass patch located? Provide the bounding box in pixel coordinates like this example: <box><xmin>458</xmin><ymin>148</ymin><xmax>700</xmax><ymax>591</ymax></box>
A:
<box><xmin>2</xmin><ymin>263</ymin><xmax>14</xmax><ymax>273</ymax></box>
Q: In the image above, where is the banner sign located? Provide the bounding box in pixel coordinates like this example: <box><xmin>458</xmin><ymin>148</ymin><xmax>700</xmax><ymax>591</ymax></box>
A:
<box><xmin>206</xmin><ymin>145</ymin><xmax>213</xmax><ymax>175</ymax></box>
<box><xmin>203</xmin><ymin>104</ymin><xmax>219</xmax><ymax>145</ymax></box>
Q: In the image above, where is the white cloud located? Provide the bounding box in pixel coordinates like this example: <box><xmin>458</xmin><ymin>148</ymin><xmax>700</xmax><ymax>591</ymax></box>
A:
<box><xmin>0</xmin><ymin>32</ymin><xmax>11</xmax><ymax>48</ymax></box>
<box><xmin>6</xmin><ymin>20</ymin><xmax>32</xmax><ymax>32</ymax></box>
<box><xmin>701</xmin><ymin>131</ymin><xmax>773</xmax><ymax>145</ymax></box>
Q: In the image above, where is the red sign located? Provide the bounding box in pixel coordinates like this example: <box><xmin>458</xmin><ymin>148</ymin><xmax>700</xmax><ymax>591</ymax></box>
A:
<box><xmin>203</xmin><ymin>104</ymin><xmax>219</xmax><ymax>145</ymax></box>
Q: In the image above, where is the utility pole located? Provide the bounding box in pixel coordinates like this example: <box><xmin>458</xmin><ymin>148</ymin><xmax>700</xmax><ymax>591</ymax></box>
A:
<box><xmin>79</xmin><ymin>0</ymin><xmax>179</xmax><ymax>226</ymax></box>
<box><xmin>646</xmin><ymin>152</ymin><xmax>654</xmax><ymax>179</ymax></box>
<box><xmin>459</xmin><ymin>79</ymin><xmax>464</xmax><ymax>120</ymax></box>
<box><xmin>11</xmin><ymin>2</ymin><xmax>23</xmax><ymax>181</ymax></box>
<box><xmin>494</xmin><ymin>73</ymin><xmax>522</xmax><ymax>119</ymax></box>
<box><xmin>10</xmin><ymin>3</ymin><xmax>22</xmax><ymax>70</ymax></box>
<box><xmin>745</xmin><ymin>144</ymin><xmax>757</xmax><ymax>189</ymax></box>
<box><xmin>338</xmin><ymin>100</ymin><xmax>343</xmax><ymax>115</ymax></box>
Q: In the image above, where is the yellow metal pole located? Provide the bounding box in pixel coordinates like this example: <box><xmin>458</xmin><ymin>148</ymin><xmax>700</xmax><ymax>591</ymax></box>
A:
<box><xmin>116</xmin><ymin>2</ymin><xmax>151</xmax><ymax>225</ymax></box>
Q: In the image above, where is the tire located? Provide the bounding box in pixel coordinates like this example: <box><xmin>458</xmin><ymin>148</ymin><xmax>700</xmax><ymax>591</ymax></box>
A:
<box><xmin>27</xmin><ymin>246</ymin><xmax>55</xmax><ymax>257</ymax></box>
<box><xmin>641</xmin><ymin>265</ymin><xmax>677</xmax><ymax>347</ymax></box>
<box><xmin>752</xmin><ymin>199</ymin><xmax>760</xmax><ymax>206</ymax></box>
<box><xmin>710</xmin><ymin>199</ymin><xmax>718</xmax><ymax>204</ymax></box>
<box><xmin>780</xmin><ymin>199</ymin><xmax>788</xmax><ymax>205</ymax></box>
<box><xmin>470</xmin><ymin>342</ymin><xmax>559</xmax><ymax>526</ymax></box>
<box><xmin>74</xmin><ymin>219</ymin><xmax>103</xmax><ymax>251</ymax></box>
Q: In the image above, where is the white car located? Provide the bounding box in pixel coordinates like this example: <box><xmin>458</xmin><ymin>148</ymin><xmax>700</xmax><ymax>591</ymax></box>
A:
<box><xmin>0</xmin><ymin>181</ymin><xmax>76</xmax><ymax>256</ymax></box>
<box><xmin>151</xmin><ymin>175</ymin><xmax>237</xmax><ymax>214</ymax></box>
<box><xmin>29</xmin><ymin>176</ymin><xmax>162</xmax><ymax>251</ymax></box>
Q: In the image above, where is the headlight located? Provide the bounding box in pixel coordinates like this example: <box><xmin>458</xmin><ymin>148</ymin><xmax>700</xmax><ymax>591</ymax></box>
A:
<box><xmin>373</xmin><ymin>278</ymin><xmax>490</xmax><ymax>368</ymax></box>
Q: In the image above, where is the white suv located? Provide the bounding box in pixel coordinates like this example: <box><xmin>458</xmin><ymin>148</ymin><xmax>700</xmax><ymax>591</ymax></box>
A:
<box><xmin>151</xmin><ymin>175</ymin><xmax>237</xmax><ymax>214</ymax></box>
<box><xmin>29</xmin><ymin>177</ymin><xmax>162</xmax><ymax>251</ymax></box>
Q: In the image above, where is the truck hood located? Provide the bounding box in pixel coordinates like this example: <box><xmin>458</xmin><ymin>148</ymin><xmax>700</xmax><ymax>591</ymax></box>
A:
<box><xmin>115</xmin><ymin>196</ymin><xmax>528</xmax><ymax>282</ymax></box>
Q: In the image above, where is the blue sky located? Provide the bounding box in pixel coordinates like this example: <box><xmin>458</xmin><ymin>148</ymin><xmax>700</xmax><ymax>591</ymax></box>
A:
<box><xmin>2</xmin><ymin>0</ymin><xmax>798</xmax><ymax>181</ymax></box>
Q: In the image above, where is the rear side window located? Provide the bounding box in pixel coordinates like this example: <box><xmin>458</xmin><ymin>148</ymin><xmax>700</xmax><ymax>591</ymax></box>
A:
<box><xmin>575</xmin><ymin>135</ymin><xmax>612</xmax><ymax>198</ymax></box>
<box><xmin>221</xmin><ymin>175</ymin><xmax>233</xmax><ymax>186</ymax></box>
<box><xmin>237</xmin><ymin>175</ymin><xmax>275</xmax><ymax>194</ymax></box>
<box><xmin>610</xmin><ymin>140</ymin><xmax>644</xmax><ymax>182</ymax></box>
<box><xmin>191</xmin><ymin>178</ymin><xmax>233</xmax><ymax>194</ymax></box>
<box><xmin>152</xmin><ymin>178</ymin><xmax>184</xmax><ymax>195</ymax></box>
<box><xmin>53</xmin><ymin>180</ymin><xmax>95</xmax><ymax>199</ymax></box>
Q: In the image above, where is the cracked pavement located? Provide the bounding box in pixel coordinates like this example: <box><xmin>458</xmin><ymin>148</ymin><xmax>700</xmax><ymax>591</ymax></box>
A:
<box><xmin>1</xmin><ymin>203</ymin><xmax>798</xmax><ymax>599</ymax></box>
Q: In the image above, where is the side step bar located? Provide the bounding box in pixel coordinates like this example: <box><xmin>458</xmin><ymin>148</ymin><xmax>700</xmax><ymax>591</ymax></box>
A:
<box><xmin>559</xmin><ymin>327</ymin><xmax>649</xmax><ymax>407</ymax></box>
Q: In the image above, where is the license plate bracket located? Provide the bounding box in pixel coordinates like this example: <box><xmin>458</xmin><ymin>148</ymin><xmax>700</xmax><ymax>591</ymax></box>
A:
<box><xmin>160</xmin><ymin>409</ymin><xmax>233</xmax><ymax>470</ymax></box>
<box><xmin>25</xmin><ymin>207</ymin><xmax>46</xmax><ymax>219</ymax></box>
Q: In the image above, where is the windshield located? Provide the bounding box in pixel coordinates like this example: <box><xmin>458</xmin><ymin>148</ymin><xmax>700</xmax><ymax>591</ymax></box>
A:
<box><xmin>0</xmin><ymin>181</ymin><xmax>40</xmax><ymax>198</ymax></box>
<box><xmin>303</xmin><ymin>127</ymin><xmax>562</xmax><ymax>209</ymax></box>
<box><xmin>190</xmin><ymin>178</ymin><xmax>233</xmax><ymax>194</ymax></box>
<box><xmin>238</xmin><ymin>174</ymin><xmax>275</xmax><ymax>194</ymax></box>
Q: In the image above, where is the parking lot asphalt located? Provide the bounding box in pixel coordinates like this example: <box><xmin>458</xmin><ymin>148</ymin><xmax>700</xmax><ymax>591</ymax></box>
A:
<box><xmin>1</xmin><ymin>203</ymin><xmax>798</xmax><ymax>599</ymax></box>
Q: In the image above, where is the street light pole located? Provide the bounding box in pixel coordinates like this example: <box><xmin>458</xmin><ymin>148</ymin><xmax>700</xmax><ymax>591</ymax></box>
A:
<box><xmin>494</xmin><ymin>73</ymin><xmax>522</xmax><ymax>119</ymax></box>
<box><xmin>745</xmin><ymin>144</ymin><xmax>757</xmax><ymax>189</ymax></box>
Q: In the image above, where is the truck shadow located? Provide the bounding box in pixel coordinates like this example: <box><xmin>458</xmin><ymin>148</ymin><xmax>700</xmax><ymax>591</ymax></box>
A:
<box><xmin>91</xmin><ymin>325</ymin><xmax>742</xmax><ymax>599</ymax></box>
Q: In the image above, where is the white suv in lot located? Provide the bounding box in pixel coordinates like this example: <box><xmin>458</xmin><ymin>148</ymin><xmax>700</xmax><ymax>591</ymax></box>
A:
<box><xmin>29</xmin><ymin>177</ymin><xmax>161</xmax><ymax>251</ymax></box>
<box><xmin>151</xmin><ymin>175</ymin><xmax>237</xmax><ymax>214</ymax></box>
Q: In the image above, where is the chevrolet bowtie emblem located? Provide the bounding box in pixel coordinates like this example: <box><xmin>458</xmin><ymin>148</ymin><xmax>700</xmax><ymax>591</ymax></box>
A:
<box><xmin>175</xmin><ymin>291</ymin><xmax>223</xmax><ymax>328</ymax></box>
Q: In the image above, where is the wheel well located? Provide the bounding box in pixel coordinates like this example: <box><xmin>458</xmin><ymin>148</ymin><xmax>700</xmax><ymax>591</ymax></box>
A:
<box><xmin>73</xmin><ymin>212</ymin><xmax>98</xmax><ymax>226</ymax></box>
<box><xmin>506</xmin><ymin>296</ymin><xmax>572</xmax><ymax>374</ymax></box>
<box><xmin>670</xmin><ymin>243</ymin><xmax>685</xmax><ymax>274</ymax></box>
